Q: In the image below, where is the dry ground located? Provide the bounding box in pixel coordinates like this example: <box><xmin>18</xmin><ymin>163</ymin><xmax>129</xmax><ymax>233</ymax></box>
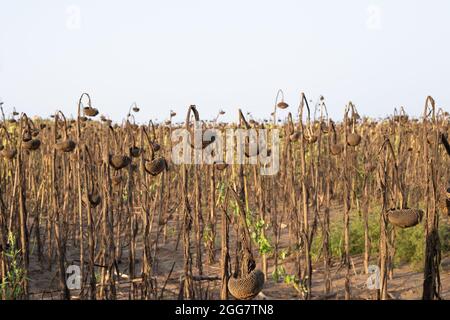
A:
<box><xmin>27</xmin><ymin>208</ymin><xmax>449</xmax><ymax>300</ymax></box>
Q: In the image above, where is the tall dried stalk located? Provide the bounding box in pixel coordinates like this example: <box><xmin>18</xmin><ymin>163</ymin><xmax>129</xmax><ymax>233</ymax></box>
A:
<box><xmin>422</xmin><ymin>96</ymin><xmax>442</xmax><ymax>300</ymax></box>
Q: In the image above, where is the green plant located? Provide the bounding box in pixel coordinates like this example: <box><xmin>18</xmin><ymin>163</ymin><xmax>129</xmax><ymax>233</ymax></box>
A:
<box><xmin>394</xmin><ymin>226</ymin><xmax>424</xmax><ymax>271</ymax></box>
<box><xmin>271</xmin><ymin>264</ymin><xmax>308</xmax><ymax>297</ymax></box>
<box><xmin>311</xmin><ymin>208</ymin><xmax>380</xmax><ymax>262</ymax></box>
<box><xmin>215</xmin><ymin>181</ymin><xmax>227</xmax><ymax>206</ymax></box>
<box><xmin>395</xmin><ymin>224</ymin><xmax>450</xmax><ymax>271</ymax></box>
<box><xmin>311</xmin><ymin>206</ymin><xmax>449</xmax><ymax>271</ymax></box>
<box><xmin>0</xmin><ymin>232</ymin><xmax>27</xmax><ymax>299</ymax></box>
<box><xmin>271</xmin><ymin>265</ymin><xmax>286</xmax><ymax>282</ymax></box>
<box><xmin>249</xmin><ymin>217</ymin><xmax>272</xmax><ymax>255</ymax></box>
<box><xmin>227</xmin><ymin>193</ymin><xmax>273</xmax><ymax>255</ymax></box>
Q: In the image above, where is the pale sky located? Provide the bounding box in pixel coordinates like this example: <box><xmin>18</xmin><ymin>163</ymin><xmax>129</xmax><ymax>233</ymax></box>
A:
<box><xmin>0</xmin><ymin>0</ymin><xmax>449</xmax><ymax>123</ymax></box>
